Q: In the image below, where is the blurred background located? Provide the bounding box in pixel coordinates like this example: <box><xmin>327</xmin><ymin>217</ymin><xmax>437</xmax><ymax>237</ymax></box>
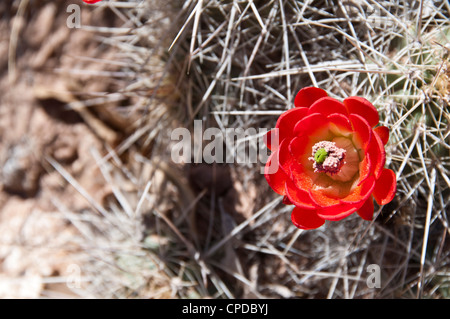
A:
<box><xmin>0</xmin><ymin>0</ymin><xmax>449</xmax><ymax>298</ymax></box>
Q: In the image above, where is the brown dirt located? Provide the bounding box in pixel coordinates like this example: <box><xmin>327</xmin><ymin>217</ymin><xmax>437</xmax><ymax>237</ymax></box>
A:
<box><xmin>0</xmin><ymin>1</ymin><xmax>124</xmax><ymax>298</ymax></box>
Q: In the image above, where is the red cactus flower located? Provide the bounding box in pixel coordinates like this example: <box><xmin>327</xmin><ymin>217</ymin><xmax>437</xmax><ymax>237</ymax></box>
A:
<box><xmin>83</xmin><ymin>0</ymin><xmax>103</xmax><ymax>4</ymax></box>
<box><xmin>265</xmin><ymin>87</ymin><xmax>396</xmax><ymax>230</ymax></box>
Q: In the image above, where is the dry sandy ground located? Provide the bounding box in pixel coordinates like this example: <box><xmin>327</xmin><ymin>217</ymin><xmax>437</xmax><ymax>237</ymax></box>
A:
<box><xmin>0</xmin><ymin>1</ymin><xmax>125</xmax><ymax>298</ymax></box>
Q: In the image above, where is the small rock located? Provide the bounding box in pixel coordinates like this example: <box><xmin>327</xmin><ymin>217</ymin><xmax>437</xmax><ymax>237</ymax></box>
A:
<box><xmin>1</xmin><ymin>139</ymin><xmax>43</xmax><ymax>197</ymax></box>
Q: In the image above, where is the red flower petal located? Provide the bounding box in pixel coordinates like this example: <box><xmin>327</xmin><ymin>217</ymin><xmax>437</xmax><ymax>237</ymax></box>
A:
<box><xmin>310</xmin><ymin>178</ymin><xmax>374</xmax><ymax>221</ymax></box>
<box><xmin>373</xmin><ymin>168</ymin><xmax>397</xmax><ymax>205</ymax></box>
<box><xmin>267</xmin><ymin>107</ymin><xmax>314</xmax><ymax>151</ymax></box>
<box><xmin>357</xmin><ymin>195</ymin><xmax>374</xmax><ymax>221</ymax></box>
<box><xmin>264</xmin><ymin>129</ymin><xmax>278</xmax><ymax>151</ymax></box>
<box><xmin>366</xmin><ymin>130</ymin><xmax>386</xmax><ymax>179</ymax></box>
<box><xmin>374</xmin><ymin>126</ymin><xmax>389</xmax><ymax>145</ymax></box>
<box><xmin>283</xmin><ymin>195</ymin><xmax>293</xmax><ymax>205</ymax></box>
<box><xmin>285</xmin><ymin>179</ymin><xmax>317</xmax><ymax>210</ymax></box>
<box><xmin>349</xmin><ymin>114</ymin><xmax>372</xmax><ymax>150</ymax></box>
<box><xmin>328</xmin><ymin>113</ymin><xmax>353</xmax><ymax>136</ymax></box>
<box><xmin>289</xmin><ymin>135</ymin><xmax>312</xmax><ymax>168</ymax></box>
<box><xmin>294</xmin><ymin>87</ymin><xmax>328</xmax><ymax>108</ymax></box>
<box><xmin>309</xmin><ymin>187</ymin><xmax>360</xmax><ymax>221</ymax></box>
<box><xmin>264</xmin><ymin>152</ymin><xmax>287</xmax><ymax>195</ymax></box>
<box><xmin>291</xmin><ymin>207</ymin><xmax>325</xmax><ymax>230</ymax></box>
<box><xmin>344</xmin><ymin>96</ymin><xmax>379</xmax><ymax>128</ymax></box>
<box><xmin>342</xmin><ymin>175</ymin><xmax>375</xmax><ymax>204</ymax></box>
<box><xmin>278</xmin><ymin>138</ymin><xmax>295</xmax><ymax>175</ymax></box>
<box><xmin>293</xmin><ymin>112</ymin><xmax>329</xmax><ymax>138</ymax></box>
<box><xmin>289</xmin><ymin>160</ymin><xmax>314</xmax><ymax>190</ymax></box>
<box><xmin>309</xmin><ymin>188</ymin><xmax>340</xmax><ymax>207</ymax></box>
<box><xmin>308</xmin><ymin>97</ymin><xmax>348</xmax><ymax>117</ymax></box>
<box><xmin>316</xmin><ymin>203</ymin><xmax>358</xmax><ymax>221</ymax></box>
<box><xmin>275</xmin><ymin>107</ymin><xmax>308</xmax><ymax>130</ymax></box>
<box><xmin>275</xmin><ymin>107</ymin><xmax>309</xmax><ymax>145</ymax></box>
<box><xmin>358</xmin><ymin>152</ymin><xmax>372</xmax><ymax>185</ymax></box>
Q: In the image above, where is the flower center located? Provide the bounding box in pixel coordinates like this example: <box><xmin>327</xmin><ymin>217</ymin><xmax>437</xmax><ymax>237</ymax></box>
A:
<box><xmin>313</xmin><ymin>148</ymin><xmax>328</xmax><ymax>163</ymax></box>
<box><xmin>309</xmin><ymin>141</ymin><xmax>346</xmax><ymax>175</ymax></box>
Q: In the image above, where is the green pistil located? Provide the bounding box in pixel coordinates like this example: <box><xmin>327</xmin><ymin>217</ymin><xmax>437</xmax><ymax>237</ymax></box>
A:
<box><xmin>314</xmin><ymin>148</ymin><xmax>328</xmax><ymax>164</ymax></box>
